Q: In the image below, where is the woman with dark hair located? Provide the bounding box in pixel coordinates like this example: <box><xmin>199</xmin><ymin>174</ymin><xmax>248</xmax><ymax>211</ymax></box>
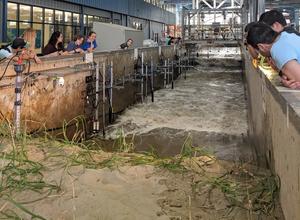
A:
<box><xmin>42</xmin><ymin>31</ymin><xmax>66</xmax><ymax>56</ymax></box>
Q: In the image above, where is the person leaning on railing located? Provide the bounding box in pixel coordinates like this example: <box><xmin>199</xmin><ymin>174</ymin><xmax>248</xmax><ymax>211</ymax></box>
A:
<box><xmin>120</xmin><ymin>39</ymin><xmax>133</xmax><ymax>50</ymax></box>
<box><xmin>21</xmin><ymin>28</ymin><xmax>42</xmax><ymax>64</ymax></box>
<box><xmin>247</xmin><ymin>22</ymin><xmax>300</xmax><ymax>89</ymax></box>
<box><xmin>66</xmin><ymin>35</ymin><xmax>84</xmax><ymax>54</ymax></box>
<box><xmin>42</xmin><ymin>31</ymin><xmax>68</xmax><ymax>57</ymax></box>
<box><xmin>259</xmin><ymin>9</ymin><xmax>300</xmax><ymax>88</ymax></box>
<box><xmin>81</xmin><ymin>32</ymin><xmax>98</xmax><ymax>53</ymax></box>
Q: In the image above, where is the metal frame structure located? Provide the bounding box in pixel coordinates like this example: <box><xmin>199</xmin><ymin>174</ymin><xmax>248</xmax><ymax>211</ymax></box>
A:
<box><xmin>181</xmin><ymin>0</ymin><xmax>245</xmax><ymax>41</ymax></box>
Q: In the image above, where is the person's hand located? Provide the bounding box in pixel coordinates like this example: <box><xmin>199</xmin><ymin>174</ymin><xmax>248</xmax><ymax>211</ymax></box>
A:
<box><xmin>75</xmin><ymin>48</ymin><xmax>84</xmax><ymax>53</ymax></box>
<box><xmin>281</xmin><ymin>75</ymin><xmax>300</xmax><ymax>89</ymax></box>
<box><xmin>58</xmin><ymin>51</ymin><xmax>69</xmax><ymax>55</ymax></box>
<box><xmin>87</xmin><ymin>47</ymin><xmax>94</xmax><ymax>53</ymax></box>
<box><xmin>34</xmin><ymin>55</ymin><xmax>42</xmax><ymax>64</ymax></box>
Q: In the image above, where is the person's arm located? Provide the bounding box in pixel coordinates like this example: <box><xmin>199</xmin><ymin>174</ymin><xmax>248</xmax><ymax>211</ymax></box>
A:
<box><xmin>81</xmin><ymin>42</ymin><xmax>89</xmax><ymax>51</ymax></box>
<box><xmin>281</xmin><ymin>60</ymin><xmax>300</xmax><ymax>82</ymax></box>
<box><xmin>281</xmin><ymin>75</ymin><xmax>300</xmax><ymax>89</ymax></box>
<box><xmin>0</xmin><ymin>49</ymin><xmax>13</xmax><ymax>60</ymax></box>
<box><xmin>66</xmin><ymin>42</ymin><xmax>75</xmax><ymax>52</ymax></box>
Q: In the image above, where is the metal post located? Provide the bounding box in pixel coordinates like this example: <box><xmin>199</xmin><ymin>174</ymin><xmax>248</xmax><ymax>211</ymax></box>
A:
<box><xmin>181</xmin><ymin>7</ymin><xmax>185</xmax><ymax>41</ymax></box>
<box><xmin>93</xmin><ymin>63</ymin><xmax>100</xmax><ymax>133</ymax></box>
<box><xmin>172</xmin><ymin>60</ymin><xmax>174</xmax><ymax>89</ymax></box>
<box><xmin>184</xmin><ymin>55</ymin><xmax>187</xmax><ymax>80</ymax></box>
<box><xmin>171</xmin><ymin>60</ymin><xmax>174</xmax><ymax>89</ymax></box>
<box><xmin>150</xmin><ymin>57</ymin><xmax>154</xmax><ymax>102</ymax></box>
<box><xmin>13</xmin><ymin>63</ymin><xmax>25</xmax><ymax>135</ymax></box>
<box><xmin>164</xmin><ymin>59</ymin><xmax>167</xmax><ymax>88</ymax></box>
<box><xmin>109</xmin><ymin>61</ymin><xmax>113</xmax><ymax>123</ymax></box>
<box><xmin>145</xmin><ymin>63</ymin><xmax>148</xmax><ymax>98</ymax></box>
<box><xmin>257</xmin><ymin>0</ymin><xmax>265</xmax><ymax>21</ymax></box>
<box><xmin>250</xmin><ymin>0</ymin><xmax>258</xmax><ymax>22</ymax></box>
<box><xmin>167</xmin><ymin>58</ymin><xmax>170</xmax><ymax>86</ymax></box>
<box><xmin>295</xmin><ymin>9</ymin><xmax>300</xmax><ymax>32</ymax></box>
<box><xmin>179</xmin><ymin>57</ymin><xmax>182</xmax><ymax>76</ymax></box>
<box><xmin>141</xmin><ymin>52</ymin><xmax>144</xmax><ymax>103</ymax></box>
<box><xmin>1</xmin><ymin>0</ymin><xmax>8</xmax><ymax>42</ymax></box>
<box><xmin>102</xmin><ymin>62</ymin><xmax>106</xmax><ymax>137</ymax></box>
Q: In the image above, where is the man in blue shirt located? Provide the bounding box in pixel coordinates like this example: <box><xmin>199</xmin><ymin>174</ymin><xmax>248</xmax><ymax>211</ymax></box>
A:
<box><xmin>66</xmin><ymin>35</ymin><xmax>84</xmax><ymax>54</ymax></box>
<box><xmin>247</xmin><ymin>22</ymin><xmax>300</xmax><ymax>89</ymax></box>
<box><xmin>81</xmin><ymin>32</ymin><xmax>98</xmax><ymax>52</ymax></box>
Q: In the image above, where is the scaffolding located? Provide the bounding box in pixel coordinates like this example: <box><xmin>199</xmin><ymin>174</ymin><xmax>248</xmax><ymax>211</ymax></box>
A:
<box><xmin>181</xmin><ymin>0</ymin><xmax>246</xmax><ymax>42</ymax></box>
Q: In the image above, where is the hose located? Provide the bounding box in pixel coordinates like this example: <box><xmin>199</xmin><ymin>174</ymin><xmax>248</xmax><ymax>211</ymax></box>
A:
<box><xmin>0</xmin><ymin>55</ymin><xmax>18</xmax><ymax>82</ymax></box>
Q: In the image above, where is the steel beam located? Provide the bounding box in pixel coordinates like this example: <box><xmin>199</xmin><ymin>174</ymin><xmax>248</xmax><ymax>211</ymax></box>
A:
<box><xmin>1</xmin><ymin>0</ymin><xmax>7</xmax><ymax>42</ymax></box>
<box><xmin>257</xmin><ymin>0</ymin><xmax>265</xmax><ymax>20</ymax></box>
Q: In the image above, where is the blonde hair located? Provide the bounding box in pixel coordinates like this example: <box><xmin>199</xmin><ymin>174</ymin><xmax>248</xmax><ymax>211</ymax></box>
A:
<box><xmin>22</xmin><ymin>28</ymin><xmax>36</xmax><ymax>50</ymax></box>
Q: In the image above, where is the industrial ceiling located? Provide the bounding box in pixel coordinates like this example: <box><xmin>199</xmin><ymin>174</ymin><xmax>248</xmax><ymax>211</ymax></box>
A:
<box><xmin>163</xmin><ymin>0</ymin><xmax>300</xmax><ymax>8</ymax></box>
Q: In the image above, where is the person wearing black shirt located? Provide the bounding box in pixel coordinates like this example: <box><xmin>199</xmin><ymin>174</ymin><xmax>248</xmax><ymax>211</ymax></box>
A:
<box><xmin>120</xmin><ymin>39</ymin><xmax>133</xmax><ymax>49</ymax></box>
<box><xmin>42</xmin><ymin>31</ymin><xmax>66</xmax><ymax>56</ymax></box>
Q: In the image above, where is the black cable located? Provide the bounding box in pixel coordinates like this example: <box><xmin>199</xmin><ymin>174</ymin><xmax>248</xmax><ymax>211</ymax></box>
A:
<box><xmin>0</xmin><ymin>54</ymin><xmax>18</xmax><ymax>82</ymax></box>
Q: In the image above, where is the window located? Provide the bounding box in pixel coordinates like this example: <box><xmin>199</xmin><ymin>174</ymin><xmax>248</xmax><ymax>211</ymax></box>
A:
<box><xmin>64</xmin><ymin>26</ymin><xmax>72</xmax><ymax>44</ymax></box>
<box><xmin>84</xmin><ymin>15</ymin><xmax>87</xmax><ymax>25</ymax></box>
<box><xmin>65</xmin><ymin>12</ymin><xmax>72</xmax><ymax>25</ymax></box>
<box><xmin>88</xmin><ymin>16</ymin><xmax>94</xmax><ymax>26</ymax></box>
<box><xmin>33</xmin><ymin>23</ymin><xmax>43</xmax><ymax>53</ymax></box>
<box><xmin>55</xmin><ymin>10</ymin><xmax>64</xmax><ymax>24</ymax></box>
<box><xmin>19</xmin><ymin>5</ymin><xmax>31</xmax><ymax>22</ymax></box>
<box><xmin>73</xmin><ymin>26</ymin><xmax>81</xmax><ymax>36</ymax></box>
<box><xmin>113</xmin><ymin>19</ymin><xmax>121</xmax><ymax>25</ymax></box>
<box><xmin>7</xmin><ymin>21</ymin><xmax>17</xmax><ymax>42</ymax></box>
<box><xmin>33</xmin><ymin>7</ymin><xmax>43</xmax><ymax>23</ymax></box>
<box><xmin>6</xmin><ymin>2</ymin><xmax>91</xmax><ymax>51</ymax></box>
<box><xmin>44</xmin><ymin>24</ymin><xmax>54</xmax><ymax>45</ymax></box>
<box><xmin>94</xmin><ymin>16</ymin><xmax>101</xmax><ymax>22</ymax></box>
<box><xmin>19</xmin><ymin>22</ymin><xmax>31</xmax><ymax>32</ymax></box>
<box><xmin>73</xmin><ymin>13</ymin><xmax>80</xmax><ymax>25</ymax></box>
<box><xmin>45</xmin><ymin>9</ymin><xmax>54</xmax><ymax>23</ymax></box>
<box><xmin>7</xmin><ymin>3</ymin><xmax>17</xmax><ymax>20</ymax></box>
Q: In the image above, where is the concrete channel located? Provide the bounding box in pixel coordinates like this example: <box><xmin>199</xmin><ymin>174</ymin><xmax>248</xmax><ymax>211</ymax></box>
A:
<box><xmin>102</xmin><ymin>47</ymin><xmax>252</xmax><ymax>162</ymax></box>
<box><xmin>0</xmin><ymin>44</ymin><xmax>299</xmax><ymax>219</ymax></box>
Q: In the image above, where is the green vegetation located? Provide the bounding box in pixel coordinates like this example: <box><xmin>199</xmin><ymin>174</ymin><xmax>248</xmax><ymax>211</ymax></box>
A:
<box><xmin>0</xmin><ymin>118</ymin><xmax>281</xmax><ymax>219</ymax></box>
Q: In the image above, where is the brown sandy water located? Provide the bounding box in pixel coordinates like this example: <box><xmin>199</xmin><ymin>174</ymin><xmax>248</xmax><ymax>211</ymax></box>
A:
<box><xmin>98</xmin><ymin>56</ymin><xmax>252</xmax><ymax>163</ymax></box>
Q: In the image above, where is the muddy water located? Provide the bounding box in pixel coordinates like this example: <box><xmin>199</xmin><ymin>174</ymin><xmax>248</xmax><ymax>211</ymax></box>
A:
<box><xmin>101</xmin><ymin>50</ymin><xmax>253</xmax><ymax>163</ymax></box>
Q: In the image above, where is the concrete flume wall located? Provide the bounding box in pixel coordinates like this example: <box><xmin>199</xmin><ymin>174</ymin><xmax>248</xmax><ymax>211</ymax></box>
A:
<box><xmin>0</xmin><ymin>46</ymin><xmax>176</xmax><ymax>132</ymax></box>
<box><xmin>243</xmin><ymin>48</ymin><xmax>300</xmax><ymax>220</ymax></box>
